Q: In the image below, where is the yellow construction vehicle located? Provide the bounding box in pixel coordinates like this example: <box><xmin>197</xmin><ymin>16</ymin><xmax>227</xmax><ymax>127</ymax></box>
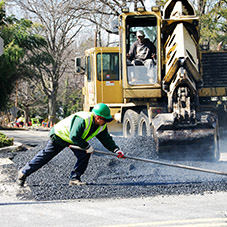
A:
<box><xmin>82</xmin><ymin>47</ymin><xmax>123</xmax><ymax>117</ymax></box>
<box><xmin>78</xmin><ymin>0</ymin><xmax>227</xmax><ymax>161</ymax></box>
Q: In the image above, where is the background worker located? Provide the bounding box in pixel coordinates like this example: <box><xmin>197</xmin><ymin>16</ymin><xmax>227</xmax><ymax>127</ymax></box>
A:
<box><xmin>127</xmin><ymin>30</ymin><xmax>156</xmax><ymax>65</ymax></box>
<box><xmin>16</xmin><ymin>115</ymin><xmax>25</xmax><ymax>127</ymax></box>
<box><xmin>127</xmin><ymin>30</ymin><xmax>157</xmax><ymax>83</ymax></box>
<box><xmin>17</xmin><ymin>103</ymin><xmax>124</xmax><ymax>186</ymax></box>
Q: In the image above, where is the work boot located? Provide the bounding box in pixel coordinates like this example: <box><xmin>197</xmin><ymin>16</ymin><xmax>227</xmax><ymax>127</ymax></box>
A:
<box><xmin>69</xmin><ymin>176</ymin><xmax>86</xmax><ymax>186</ymax></box>
<box><xmin>16</xmin><ymin>169</ymin><xmax>27</xmax><ymax>187</ymax></box>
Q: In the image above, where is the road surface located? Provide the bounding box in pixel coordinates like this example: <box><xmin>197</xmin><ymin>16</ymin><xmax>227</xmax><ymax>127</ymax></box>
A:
<box><xmin>0</xmin><ymin>128</ymin><xmax>227</xmax><ymax>227</ymax></box>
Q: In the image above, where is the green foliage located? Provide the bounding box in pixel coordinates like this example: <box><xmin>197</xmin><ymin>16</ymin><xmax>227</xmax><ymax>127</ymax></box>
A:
<box><xmin>64</xmin><ymin>89</ymin><xmax>83</xmax><ymax>115</ymax></box>
<box><xmin>57</xmin><ymin>77</ymin><xmax>83</xmax><ymax>118</ymax></box>
<box><xmin>0</xmin><ymin>132</ymin><xmax>14</xmax><ymax>148</ymax></box>
<box><xmin>59</xmin><ymin>88</ymin><xmax>83</xmax><ymax>118</ymax></box>
<box><xmin>199</xmin><ymin>0</ymin><xmax>227</xmax><ymax>48</ymax></box>
<box><xmin>28</xmin><ymin>51</ymin><xmax>54</xmax><ymax>67</ymax></box>
<box><xmin>0</xmin><ymin>1</ymin><xmax>47</xmax><ymax>111</ymax></box>
<box><xmin>156</xmin><ymin>0</ymin><xmax>166</xmax><ymax>7</ymax></box>
<box><xmin>0</xmin><ymin>1</ymin><xmax>4</xmax><ymax>25</ymax></box>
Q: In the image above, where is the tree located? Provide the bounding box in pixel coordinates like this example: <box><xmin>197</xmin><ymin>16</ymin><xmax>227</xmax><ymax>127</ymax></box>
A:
<box><xmin>76</xmin><ymin>0</ymin><xmax>148</xmax><ymax>46</ymax></box>
<box><xmin>11</xmin><ymin>78</ymin><xmax>48</xmax><ymax>124</ymax></box>
<box><xmin>57</xmin><ymin>76</ymin><xmax>83</xmax><ymax>119</ymax></box>
<box><xmin>15</xmin><ymin>0</ymin><xmax>84</xmax><ymax>124</ymax></box>
<box><xmin>197</xmin><ymin>0</ymin><xmax>227</xmax><ymax>49</ymax></box>
<box><xmin>0</xmin><ymin>0</ymin><xmax>47</xmax><ymax>111</ymax></box>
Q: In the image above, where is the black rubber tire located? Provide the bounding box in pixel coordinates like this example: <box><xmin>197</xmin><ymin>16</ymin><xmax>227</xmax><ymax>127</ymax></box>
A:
<box><xmin>138</xmin><ymin>110</ymin><xmax>151</xmax><ymax>136</ymax></box>
<box><xmin>123</xmin><ymin>109</ymin><xmax>139</xmax><ymax>138</ymax></box>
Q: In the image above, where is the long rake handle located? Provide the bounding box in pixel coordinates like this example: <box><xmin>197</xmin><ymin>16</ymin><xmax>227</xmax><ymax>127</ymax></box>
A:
<box><xmin>69</xmin><ymin>145</ymin><xmax>227</xmax><ymax>177</ymax></box>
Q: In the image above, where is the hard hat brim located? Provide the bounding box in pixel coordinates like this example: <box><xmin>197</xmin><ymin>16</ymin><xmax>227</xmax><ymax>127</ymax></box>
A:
<box><xmin>92</xmin><ymin>110</ymin><xmax>113</xmax><ymax>122</ymax></box>
<box><xmin>105</xmin><ymin>117</ymin><xmax>113</xmax><ymax>122</ymax></box>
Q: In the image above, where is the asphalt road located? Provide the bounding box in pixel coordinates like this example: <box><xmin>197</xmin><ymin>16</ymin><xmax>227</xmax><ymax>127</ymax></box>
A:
<box><xmin>1</xmin><ymin>192</ymin><xmax>227</xmax><ymax>227</ymax></box>
<box><xmin>1</xmin><ymin>128</ymin><xmax>50</xmax><ymax>145</ymax></box>
<box><xmin>1</xmin><ymin>127</ymin><xmax>227</xmax><ymax>226</ymax></box>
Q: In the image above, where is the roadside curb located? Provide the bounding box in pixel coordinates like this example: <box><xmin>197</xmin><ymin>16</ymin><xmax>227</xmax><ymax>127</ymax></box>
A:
<box><xmin>0</xmin><ymin>142</ymin><xmax>23</xmax><ymax>153</ymax></box>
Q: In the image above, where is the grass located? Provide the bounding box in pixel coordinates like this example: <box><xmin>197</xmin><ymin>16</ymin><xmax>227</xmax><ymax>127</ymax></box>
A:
<box><xmin>0</xmin><ymin>132</ymin><xmax>14</xmax><ymax>148</ymax></box>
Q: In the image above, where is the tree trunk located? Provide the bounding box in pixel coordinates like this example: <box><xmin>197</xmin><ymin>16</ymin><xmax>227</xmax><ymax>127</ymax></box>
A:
<box><xmin>198</xmin><ymin>0</ymin><xmax>206</xmax><ymax>15</ymax></box>
<box><xmin>24</xmin><ymin>106</ymin><xmax>29</xmax><ymax>127</ymax></box>
<box><xmin>48</xmin><ymin>94</ymin><xmax>57</xmax><ymax>126</ymax></box>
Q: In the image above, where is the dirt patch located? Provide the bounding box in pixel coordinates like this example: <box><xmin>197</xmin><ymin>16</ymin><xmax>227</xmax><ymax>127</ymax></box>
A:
<box><xmin>0</xmin><ymin>164</ymin><xmax>32</xmax><ymax>203</ymax></box>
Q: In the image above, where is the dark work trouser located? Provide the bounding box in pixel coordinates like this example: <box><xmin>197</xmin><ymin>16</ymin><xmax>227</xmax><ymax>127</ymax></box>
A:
<box><xmin>21</xmin><ymin>139</ymin><xmax>91</xmax><ymax>180</ymax></box>
<box><xmin>70</xmin><ymin>148</ymin><xmax>91</xmax><ymax>179</ymax></box>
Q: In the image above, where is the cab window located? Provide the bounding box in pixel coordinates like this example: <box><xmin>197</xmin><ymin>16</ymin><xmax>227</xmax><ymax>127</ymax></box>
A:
<box><xmin>126</xmin><ymin>15</ymin><xmax>157</xmax><ymax>54</ymax></box>
<box><xmin>97</xmin><ymin>53</ymin><xmax>119</xmax><ymax>81</ymax></box>
<box><xmin>85</xmin><ymin>56</ymin><xmax>91</xmax><ymax>81</ymax></box>
<box><xmin>125</xmin><ymin>15</ymin><xmax>158</xmax><ymax>85</ymax></box>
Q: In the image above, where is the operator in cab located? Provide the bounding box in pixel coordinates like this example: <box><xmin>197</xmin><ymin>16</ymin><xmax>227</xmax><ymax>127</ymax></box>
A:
<box><xmin>127</xmin><ymin>30</ymin><xmax>156</xmax><ymax>66</ymax></box>
<box><xmin>127</xmin><ymin>30</ymin><xmax>157</xmax><ymax>84</ymax></box>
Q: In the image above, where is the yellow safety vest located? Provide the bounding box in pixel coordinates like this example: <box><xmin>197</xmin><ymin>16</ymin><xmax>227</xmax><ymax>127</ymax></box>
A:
<box><xmin>54</xmin><ymin>112</ymin><xmax>106</xmax><ymax>144</ymax></box>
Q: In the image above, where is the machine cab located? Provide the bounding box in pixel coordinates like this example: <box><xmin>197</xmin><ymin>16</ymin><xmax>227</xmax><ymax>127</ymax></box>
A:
<box><xmin>120</xmin><ymin>9</ymin><xmax>162</xmax><ymax>94</ymax></box>
<box><xmin>83</xmin><ymin>47</ymin><xmax>123</xmax><ymax>112</ymax></box>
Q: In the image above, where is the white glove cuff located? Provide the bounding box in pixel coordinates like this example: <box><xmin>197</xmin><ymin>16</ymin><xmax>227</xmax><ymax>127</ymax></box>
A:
<box><xmin>86</xmin><ymin>145</ymin><xmax>94</xmax><ymax>153</ymax></box>
<box><xmin>113</xmin><ymin>148</ymin><xmax>120</xmax><ymax>153</ymax></box>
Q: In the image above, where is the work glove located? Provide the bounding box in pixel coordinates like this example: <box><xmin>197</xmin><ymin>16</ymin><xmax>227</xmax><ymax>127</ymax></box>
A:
<box><xmin>86</xmin><ymin>145</ymin><xmax>95</xmax><ymax>154</ymax></box>
<box><xmin>114</xmin><ymin>148</ymin><xmax>125</xmax><ymax>159</ymax></box>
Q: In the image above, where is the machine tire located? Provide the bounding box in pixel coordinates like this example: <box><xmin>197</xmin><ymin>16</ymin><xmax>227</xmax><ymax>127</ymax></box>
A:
<box><xmin>123</xmin><ymin>109</ymin><xmax>139</xmax><ymax>138</ymax></box>
<box><xmin>138</xmin><ymin>110</ymin><xmax>151</xmax><ymax>136</ymax></box>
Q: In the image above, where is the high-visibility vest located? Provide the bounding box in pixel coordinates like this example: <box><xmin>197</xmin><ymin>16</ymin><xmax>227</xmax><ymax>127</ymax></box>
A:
<box><xmin>54</xmin><ymin>112</ymin><xmax>106</xmax><ymax>144</ymax></box>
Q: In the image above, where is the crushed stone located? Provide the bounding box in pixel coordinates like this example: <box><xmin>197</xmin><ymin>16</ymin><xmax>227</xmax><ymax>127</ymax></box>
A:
<box><xmin>10</xmin><ymin>136</ymin><xmax>227</xmax><ymax>201</ymax></box>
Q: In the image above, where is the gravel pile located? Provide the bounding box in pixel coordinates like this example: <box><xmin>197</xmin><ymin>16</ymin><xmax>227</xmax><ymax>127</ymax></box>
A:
<box><xmin>12</xmin><ymin>136</ymin><xmax>227</xmax><ymax>201</ymax></box>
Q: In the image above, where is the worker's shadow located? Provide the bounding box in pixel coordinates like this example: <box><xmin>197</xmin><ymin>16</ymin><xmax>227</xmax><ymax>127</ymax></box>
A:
<box><xmin>87</xmin><ymin>181</ymin><xmax>202</xmax><ymax>186</ymax></box>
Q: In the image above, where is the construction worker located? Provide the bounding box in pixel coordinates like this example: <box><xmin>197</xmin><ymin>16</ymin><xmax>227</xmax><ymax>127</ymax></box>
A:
<box><xmin>17</xmin><ymin>103</ymin><xmax>124</xmax><ymax>186</ymax></box>
<box><xmin>17</xmin><ymin>115</ymin><xmax>25</xmax><ymax>127</ymax></box>
<box><xmin>127</xmin><ymin>30</ymin><xmax>157</xmax><ymax>84</ymax></box>
<box><xmin>127</xmin><ymin>30</ymin><xmax>156</xmax><ymax>66</ymax></box>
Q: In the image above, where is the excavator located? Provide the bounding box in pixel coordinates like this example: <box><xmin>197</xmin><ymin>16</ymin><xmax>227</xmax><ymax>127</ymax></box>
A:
<box><xmin>77</xmin><ymin>0</ymin><xmax>227</xmax><ymax>161</ymax></box>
